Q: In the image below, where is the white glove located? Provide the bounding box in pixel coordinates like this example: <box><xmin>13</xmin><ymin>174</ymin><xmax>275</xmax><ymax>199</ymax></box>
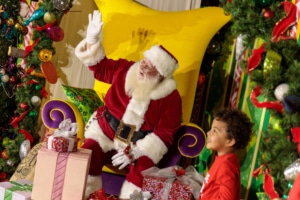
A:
<box><xmin>111</xmin><ymin>145</ymin><xmax>144</xmax><ymax>170</ymax></box>
<box><xmin>86</xmin><ymin>10</ymin><xmax>103</xmax><ymax>45</ymax></box>
<box><xmin>112</xmin><ymin>149</ymin><xmax>132</xmax><ymax>170</ymax></box>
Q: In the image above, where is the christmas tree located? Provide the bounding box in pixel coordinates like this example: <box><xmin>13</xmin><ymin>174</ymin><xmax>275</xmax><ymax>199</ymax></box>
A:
<box><xmin>220</xmin><ymin>0</ymin><xmax>300</xmax><ymax>198</ymax></box>
<box><xmin>0</xmin><ymin>0</ymin><xmax>73</xmax><ymax>180</ymax></box>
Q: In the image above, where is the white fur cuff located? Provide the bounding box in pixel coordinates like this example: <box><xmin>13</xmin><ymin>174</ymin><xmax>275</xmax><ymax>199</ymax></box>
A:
<box><xmin>75</xmin><ymin>39</ymin><xmax>105</xmax><ymax>66</ymax></box>
<box><xmin>136</xmin><ymin>133</ymin><xmax>168</xmax><ymax>164</ymax></box>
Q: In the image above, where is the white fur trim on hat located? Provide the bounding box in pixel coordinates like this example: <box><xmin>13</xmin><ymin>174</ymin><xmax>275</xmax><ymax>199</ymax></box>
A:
<box><xmin>143</xmin><ymin>45</ymin><xmax>178</xmax><ymax>78</ymax></box>
<box><xmin>136</xmin><ymin>133</ymin><xmax>168</xmax><ymax>164</ymax></box>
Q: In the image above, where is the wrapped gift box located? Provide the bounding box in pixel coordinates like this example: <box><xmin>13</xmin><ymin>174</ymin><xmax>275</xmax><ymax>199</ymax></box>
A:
<box><xmin>141</xmin><ymin>166</ymin><xmax>203</xmax><ymax>200</ymax></box>
<box><xmin>47</xmin><ymin>135</ymin><xmax>78</xmax><ymax>152</ymax></box>
<box><xmin>142</xmin><ymin>176</ymin><xmax>194</xmax><ymax>200</ymax></box>
<box><xmin>31</xmin><ymin>144</ymin><xmax>91</xmax><ymax>200</ymax></box>
<box><xmin>0</xmin><ymin>180</ymin><xmax>32</xmax><ymax>200</ymax></box>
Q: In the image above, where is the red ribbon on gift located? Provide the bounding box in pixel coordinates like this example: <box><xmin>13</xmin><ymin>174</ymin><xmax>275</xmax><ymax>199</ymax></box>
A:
<box><xmin>250</xmin><ymin>85</ymin><xmax>284</xmax><ymax>113</ymax></box>
<box><xmin>272</xmin><ymin>1</ymin><xmax>297</xmax><ymax>42</ymax></box>
<box><xmin>253</xmin><ymin>165</ymin><xmax>280</xmax><ymax>199</ymax></box>
<box><xmin>246</xmin><ymin>43</ymin><xmax>266</xmax><ymax>74</ymax></box>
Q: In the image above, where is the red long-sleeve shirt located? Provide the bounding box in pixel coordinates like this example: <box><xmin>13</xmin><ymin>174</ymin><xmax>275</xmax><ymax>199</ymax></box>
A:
<box><xmin>199</xmin><ymin>153</ymin><xmax>241</xmax><ymax>200</ymax></box>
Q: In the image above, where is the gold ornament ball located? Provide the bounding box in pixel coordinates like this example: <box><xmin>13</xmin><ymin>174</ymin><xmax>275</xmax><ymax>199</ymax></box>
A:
<box><xmin>15</xmin><ymin>23</ymin><xmax>23</xmax><ymax>30</ymax></box>
<box><xmin>6</xmin><ymin>18</ymin><xmax>15</xmax><ymax>26</ymax></box>
<box><xmin>43</xmin><ymin>12</ymin><xmax>56</xmax><ymax>24</ymax></box>
<box><xmin>38</xmin><ymin>49</ymin><xmax>53</xmax><ymax>62</ymax></box>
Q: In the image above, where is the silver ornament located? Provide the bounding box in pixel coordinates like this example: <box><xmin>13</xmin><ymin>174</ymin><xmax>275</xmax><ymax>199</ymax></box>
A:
<box><xmin>284</xmin><ymin>159</ymin><xmax>300</xmax><ymax>181</ymax></box>
<box><xmin>235</xmin><ymin>34</ymin><xmax>247</xmax><ymax>60</ymax></box>
<box><xmin>19</xmin><ymin>139</ymin><xmax>31</xmax><ymax>160</ymax></box>
<box><xmin>53</xmin><ymin>0</ymin><xmax>70</xmax><ymax>10</ymax></box>
<box><xmin>31</xmin><ymin>95</ymin><xmax>41</xmax><ymax>106</ymax></box>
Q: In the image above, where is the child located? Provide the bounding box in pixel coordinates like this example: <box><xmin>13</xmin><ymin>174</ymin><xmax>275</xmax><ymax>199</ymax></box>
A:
<box><xmin>199</xmin><ymin>107</ymin><xmax>254</xmax><ymax>200</ymax></box>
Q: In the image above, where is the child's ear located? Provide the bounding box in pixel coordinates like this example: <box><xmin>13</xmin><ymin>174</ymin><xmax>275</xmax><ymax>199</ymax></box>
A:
<box><xmin>227</xmin><ymin>138</ymin><xmax>236</xmax><ymax>147</ymax></box>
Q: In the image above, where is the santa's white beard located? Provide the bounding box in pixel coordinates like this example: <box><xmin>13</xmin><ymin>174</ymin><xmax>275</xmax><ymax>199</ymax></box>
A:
<box><xmin>125</xmin><ymin>63</ymin><xmax>160</xmax><ymax>100</ymax></box>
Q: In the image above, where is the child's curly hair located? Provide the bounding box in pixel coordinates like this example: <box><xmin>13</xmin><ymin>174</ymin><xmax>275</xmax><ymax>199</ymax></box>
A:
<box><xmin>213</xmin><ymin>107</ymin><xmax>254</xmax><ymax>149</ymax></box>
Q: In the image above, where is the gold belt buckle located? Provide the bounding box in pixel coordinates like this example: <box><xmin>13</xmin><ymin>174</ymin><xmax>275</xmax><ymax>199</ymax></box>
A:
<box><xmin>115</xmin><ymin>120</ymin><xmax>136</xmax><ymax>144</ymax></box>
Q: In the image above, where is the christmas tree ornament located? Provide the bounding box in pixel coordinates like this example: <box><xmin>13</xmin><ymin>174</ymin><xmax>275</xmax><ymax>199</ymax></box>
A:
<box><xmin>283</xmin><ymin>95</ymin><xmax>300</xmax><ymax>113</ymax></box>
<box><xmin>23</xmin><ymin>7</ymin><xmax>45</xmax><ymax>26</ymax></box>
<box><xmin>21</xmin><ymin>26</ymin><xmax>28</xmax><ymax>35</ymax></box>
<box><xmin>274</xmin><ymin>83</ymin><xmax>289</xmax><ymax>101</ymax></box>
<box><xmin>2</xmin><ymin>137</ymin><xmax>10</xmax><ymax>147</ymax></box>
<box><xmin>53</xmin><ymin>0</ymin><xmax>71</xmax><ymax>10</ymax></box>
<box><xmin>197</xmin><ymin>73</ymin><xmax>206</xmax><ymax>87</ymax></box>
<box><xmin>235</xmin><ymin>34</ymin><xmax>247</xmax><ymax>60</ymax></box>
<box><xmin>6</xmin><ymin>18</ymin><xmax>14</xmax><ymax>26</ymax></box>
<box><xmin>284</xmin><ymin>159</ymin><xmax>300</xmax><ymax>181</ymax></box>
<box><xmin>14</xmin><ymin>23</ymin><xmax>23</xmax><ymax>31</ymax></box>
<box><xmin>9</xmin><ymin>76</ymin><xmax>16</xmax><ymax>83</ymax></box>
<box><xmin>1</xmin><ymin>74</ymin><xmax>9</xmax><ymax>83</ymax></box>
<box><xmin>35</xmin><ymin>84</ymin><xmax>42</xmax><ymax>90</ymax></box>
<box><xmin>43</xmin><ymin>11</ymin><xmax>57</xmax><ymax>24</ymax></box>
<box><xmin>6</xmin><ymin>160</ymin><xmax>14</xmax><ymax>166</ymax></box>
<box><xmin>29</xmin><ymin>111</ymin><xmax>38</xmax><ymax>117</ymax></box>
<box><xmin>45</xmin><ymin>25</ymin><xmax>64</xmax><ymax>41</ymax></box>
<box><xmin>263</xmin><ymin>8</ymin><xmax>274</xmax><ymax>19</ymax></box>
<box><xmin>20</xmin><ymin>102</ymin><xmax>29</xmax><ymax>110</ymax></box>
<box><xmin>31</xmin><ymin>95</ymin><xmax>41</xmax><ymax>106</ymax></box>
<box><xmin>0</xmin><ymin>68</ymin><xmax>5</xmax><ymax>74</ymax></box>
<box><xmin>1</xmin><ymin>149</ymin><xmax>8</xmax><ymax>159</ymax></box>
<box><xmin>38</xmin><ymin>49</ymin><xmax>53</xmax><ymax>62</ymax></box>
<box><xmin>19</xmin><ymin>139</ymin><xmax>30</xmax><ymax>160</ymax></box>
<box><xmin>41</xmin><ymin>61</ymin><xmax>58</xmax><ymax>84</ymax></box>
<box><xmin>263</xmin><ymin>50</ymin><xmax>282</xmax><ymax>77</ymax></box>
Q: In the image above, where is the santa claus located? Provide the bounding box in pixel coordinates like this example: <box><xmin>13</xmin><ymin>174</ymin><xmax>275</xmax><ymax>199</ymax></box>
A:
<box><xmin>75</xmin><ymin>10</ymin><xmax>182</xmax><ymax>198</ymax></box>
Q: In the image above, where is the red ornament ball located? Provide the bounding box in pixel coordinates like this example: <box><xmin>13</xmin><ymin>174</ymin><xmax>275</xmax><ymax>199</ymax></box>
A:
<box><xmin>1</xmin><ymin>149</ymin><xmax>8</xmax><ymax>159</ymax></box>
<box><xmin>20</xmin><ymin>102</ymin><xmax>29</xmax><ymax>110</ymax></box>
<box><xmin>263</xmin><ymin>8</ymin><xmax>274</xmax><ymax>19</ymax></box>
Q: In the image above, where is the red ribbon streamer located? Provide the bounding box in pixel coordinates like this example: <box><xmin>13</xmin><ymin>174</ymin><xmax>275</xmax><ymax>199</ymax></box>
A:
<box><xmin>35</xmin><ymin>23</ymin><xmax>55</xmax><ymax>31</ymax></box>
<box><xmin>246</xmin><ymin>43</ymin><xmax>266</xmax><ymax>74</ymax></box>
<box><xmin>291</xmin><ymin>127</ymin><xmax>300</xmax><ymax>143</ymax></box>
<box><xmin>250</xmin><ymin>85</ymin><xmax>284</xmax><ymax>113</ymax></box>
<box><xmin>19</xmin><ymin>129</ymin><xmax>34</xmax><ymax>144</ymax></box>
<box><xmin>10</xmin><ymin>110</ymin><xmax>30</xmax><ymax>128</ymax></box>
<box><xmin>24</xmin><ymin>38</ymin><xmax>39</xmax><ymax>57</ymax></box>
<box><xmin>272</xmin><ymin>1</ymin><xmax>297</xmax><ymax>42</ymax></box>
<box><xmin>253</xmin><ymin>165</ymin><xmax>280</xmax><ymax>199</ymax></box>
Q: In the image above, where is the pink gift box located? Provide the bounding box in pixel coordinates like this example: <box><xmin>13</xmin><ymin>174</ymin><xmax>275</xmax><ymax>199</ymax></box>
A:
<box><xmin>0</xmin><ymin>180</ymin><xmax>32</xmax><ymax>200</ymax></box>
<box><xmin>31</xmin><ymin>144</ymin><xmax>91</xmax><ymax>200</ymax></box>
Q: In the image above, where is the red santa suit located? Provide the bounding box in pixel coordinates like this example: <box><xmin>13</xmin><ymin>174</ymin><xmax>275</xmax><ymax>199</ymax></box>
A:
<box><xmin>75</xmin><ymin>39</ymin><xmax>182</xmax><ymax>198</ymax></box>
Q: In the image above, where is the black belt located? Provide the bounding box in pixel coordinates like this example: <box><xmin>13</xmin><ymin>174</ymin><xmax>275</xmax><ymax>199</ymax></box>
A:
<box><xmin>104</xmin><ymin>110</ymin><xmax>149</xmax><ymax>143</ymax></box>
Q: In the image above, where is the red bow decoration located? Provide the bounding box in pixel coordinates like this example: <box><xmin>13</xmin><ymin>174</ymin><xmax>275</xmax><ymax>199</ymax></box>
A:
<box><xmin>272</xmin><ymin>1</ymin><xmax>297</xmax><ymax>42</ymax></box>
<box><xmin>172</xmin><ymin>167</ymin><xmax>186</xmax><ymax>177</ymax></box>
<box><xmin>253</xmin><ymin>165</ymin><xmax>280</xmax><ymax>199</ymax></box>
<box><xmin>246</xmin><ymin>43</ymin><xmax>266</xmax><ymax>74</ymax></box>
<box><xmin>10</xmin><ymin>110</ymin><xmax>30</xmax><ymax>128</ymax></box>
<box><xmin>250</xmin><ymin>85</ymin><xmax>284</xmax><ymax>113</ymax></box>
<box><xmin>87</xmin><ymin>189</ymin><xmax>118</xmax><ymax>200</ymax></box>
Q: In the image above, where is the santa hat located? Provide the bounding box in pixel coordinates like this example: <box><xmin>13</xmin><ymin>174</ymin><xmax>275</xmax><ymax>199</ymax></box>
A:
<box><xmin>143</xmin><ymin>45</ymin><xmax>178</xmax><ymax>78</ymax></box>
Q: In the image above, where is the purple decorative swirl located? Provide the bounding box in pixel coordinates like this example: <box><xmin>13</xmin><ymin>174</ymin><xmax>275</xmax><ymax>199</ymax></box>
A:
<box><xmin>176</xmin><ymin>125</ymin><xmax>206</xmax><ymax>158</ymax></box>
<box><xmin>42</xmin><ymin>100</ymin><xmax>77</xmax><ymax>129</ymax></box>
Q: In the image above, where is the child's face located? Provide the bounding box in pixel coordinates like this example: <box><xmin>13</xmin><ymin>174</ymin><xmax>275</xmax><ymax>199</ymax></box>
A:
<box><xmin>206</xmin><ymin>119</ymin><xmax>234</xmax><ymax>155</ymax></box>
